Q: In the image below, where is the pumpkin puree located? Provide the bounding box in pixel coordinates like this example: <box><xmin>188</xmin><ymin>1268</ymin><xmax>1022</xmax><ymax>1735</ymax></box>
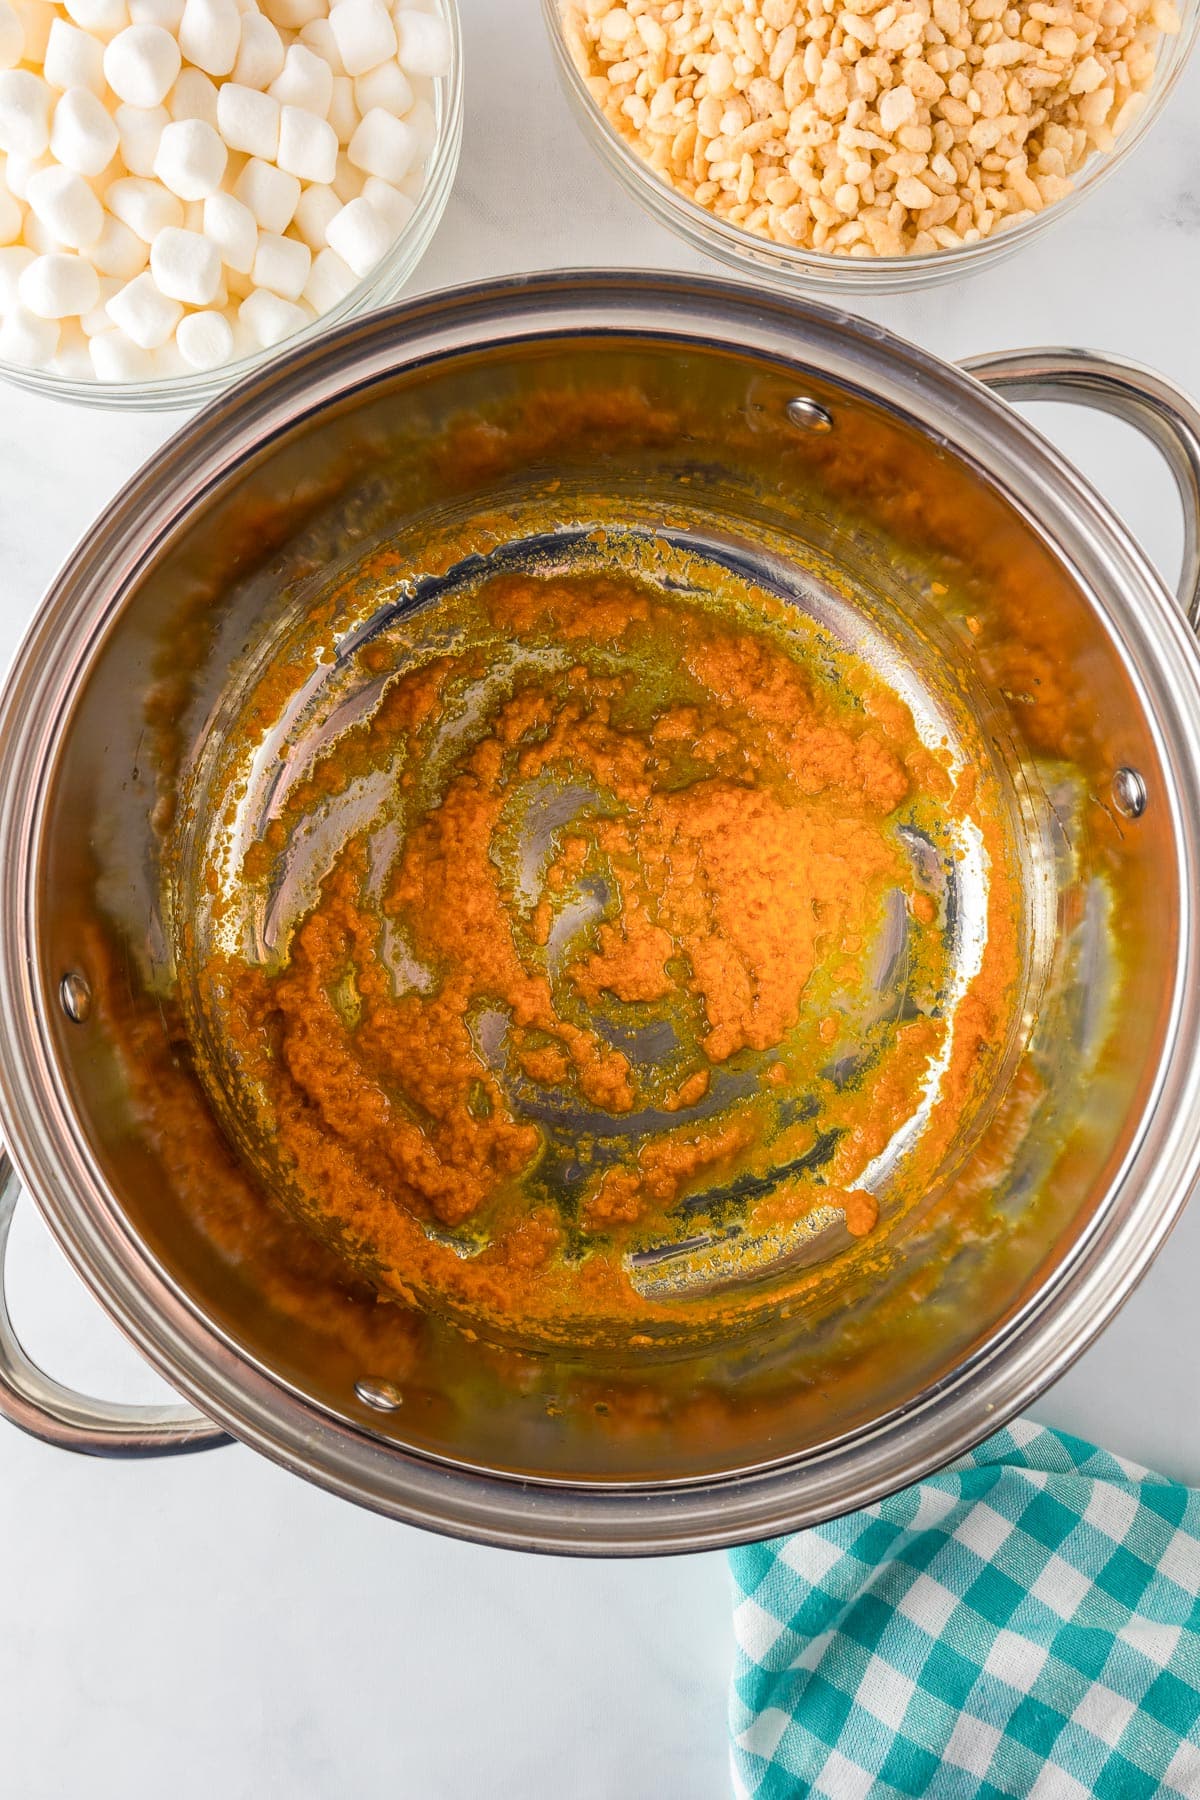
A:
<box><xmin>192</xmin><ymin>565</ymin><xmax>1022</xmax><ymax>1349</ymax></box>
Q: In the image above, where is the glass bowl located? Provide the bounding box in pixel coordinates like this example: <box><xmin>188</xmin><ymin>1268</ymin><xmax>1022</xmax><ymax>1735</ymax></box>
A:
<box><xmin>0</xmin><ymin>0</ymin><xmax>464</xmax><ymax>410</ymax></box>
<box><xmin>543</xmin><ymin>0</ymin><xmax>1199</xmax><ymax>294</ymax></box>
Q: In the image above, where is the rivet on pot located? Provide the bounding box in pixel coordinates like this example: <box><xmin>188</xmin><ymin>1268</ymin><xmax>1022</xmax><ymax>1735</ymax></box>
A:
<box><xmin>355</xmin><ymin>1377</ymin><xmax>404</xmax><ymax>1412</ymax></box>
<box><xmin>1112</xmin><ymin>768</ymin><xmax>1147</xmax><ymax>819</ymax></box>
<box><xmin>59</xmin><ymin>971</ymin><xmax>92</xmax><ymax>1024</ymax></box>
<box><xmin>787</xmin><ymin>396</ymin><xmax>834</xmax><ymax>434</ymax></box>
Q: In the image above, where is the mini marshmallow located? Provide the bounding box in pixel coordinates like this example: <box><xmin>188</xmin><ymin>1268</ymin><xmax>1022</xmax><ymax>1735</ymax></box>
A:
<box><xmin>353</xmin><ymin>59</ymin><xmax>412</xmax><ymax>118</ymax></box>
<box><xmin>105</xmin><ymin>172</ymin><xmax>184</xmax><ymax>239</ymax></box>
<box><xmin>226</xmin><ymin>316</ymin><xmax>254</xmax><ymax>362</ymax></box>
<box><xmin>0</xmin><ymin>305</ymin><xmax>58</xmax><ymax>365</ymax></box>
<box><xmin>277</xmin><ymin>104</ymin><xmax>337</xmax><ymax>184</ymax></box>
<box><xmin>114</xmin><ymin>102</ymin><xmax>167</xmax><ymax>176</ymax></box>
<box><xmin>324</xmin><ymin>193</ymin><xmax>389</xmax><ymax>276</ymax></box>
<box><xmin>329</xmin><ymin>146</ymin><xmax>362</xmax><ymax>200</ymax></box>
<box><xmin>361</xmin><ymin>173</ymin><xmax>413</xmax><ymax>236</ymax></box>
<box><xmin>64</xmin><ymin>0</ymin><xmax>130</xmax><ymax>37</ymax></box>
<box><xmin>331</xmin><ymin>146</ymin><xmax>364</xmax><ymax>200</ymax></box>
<box><xmin>238</xmin><ymin>283</ymin><xmax>307</xmax><ymax>346</ymax></box>
<box><xmin>103</xmin><ymin>24</ymin><xmax>181</xmax><ymax>107</ymax></box>
<box><xmin>3</xmin><ymin>151</ymin><xmax>48</xmax><ymax>200</ymax></box>
<box><xmin>89</xmin><ymin>324</ymin><xmax>154</xmax><ymax>378</ymax></box>
<box><xmin>175</xmin><ymin>305</ymin><xmax>233</xmax><ymax>368</ymax></box>
<box><xmin>151</xmin><ymin>335</ymin><xmax>185</xmax><ymax>374</ymax></box>
<box><xmin>302</xmin><ymin>243</ymin><xmax>355</xmax><ymax>311</ymax></box>
<box><xmin>26</xmin><ymin>163</ymin><xmax>104</xmax><ymax>246</ymax></box>
<box><xmin>327</xmin><ymin>74</ymin><xmax>357</xmax><ymax>146</ymax></box>
<box><xmin>221</xmin><ymin>148</ymin><xmax>247</xmax><ymax>189</ymax></box>
<box><xmin>0</xmin><ymin>71</ymin><xmax>53</xmax><ymax>158</ymax></box>
<box><xmin>153</xmin><ymin>116</ymin><xmax>226</xmax><ymax>198</ymax></box>
<box><xmin>50</xmin><ymin>87</ymin><xmax>120</xmax><ymax>176</ymax></box>
<box><xmin>18</xmin><ymin>249</ymin><xmax>100</xmax><ymax>317</ymax></box>
<box><xmin>0</xmin><ymin>242</ymin><xmax>33</xmax><ymax>308</ymax></box>
<box><xmin>224</xmin><ymin>262</ymin><xmax>253</xmax><ymax>299</ymax></box>
<box><xmin>149</xmin><ymin>222</ymin><xmax>220</xmax><ymax>301</ymax></box>
<box><xmin>216</xmin><ymin>82</ymin><xmax>279</xmax><ymax>160</ymax></box>
<box><xmin>202</xmin><ymin>187</ymin><xmax>256</xmax><ymax>271</ymax></box>
<box><xmin>21</xmin><ymin>210</ymin><xmax>59</xmax><ymax>253</ymax></box>
<box><xmin>43</xmin><ymin>20</ymin><xmax>107</xmax><ymax>95</ymax></box>
<box><xmin>51</xmin><ymin>319</ymin><xmax>95</xmax><ymax>377</ymax></box>
<box><xmin>298</xmin><ymin>16</ymin><xmax>344</xmax><ymax>70</ymax></box>
<box><xmin>80</xmin><ymin>271</ymin><xmax>121</xmax><ymax>331</ymax></box>
<box><xmin>11</xmin><ymin>0</ymin><xmax>52</xmax><ymax>60</ymax></box>
<box><xmin>0</xmin><ymin>0</ymin><xmax>23</xmax><ymax>67</ymax></box>
<box><xmin>347</xmin><ymin>106</ymin><xmax>418</xmax><ymax>184</ymax></box>
<box><xmin>405</xmin><ymin>93</ymin><xmax>435</xmax><ymax>157</ymax></box>
<box><xmin>0</xmin><ymin>186</ymin><xmax>20</xmax><ymax>242</ymax></box>
<box><xmin>393</xmin><ymin>9</ymin><xmax>451</xmax><ymax>80</ymax></box>
<box><xmin>232</xmin><ymin>154</ymin><xmax>298</xmax><ymax>231</ymax></box>
<box><xmin>89</xmin><ymin>214</ymin><xmax>147</xmax><ymax>277</ymax></box>
<box><xmin>93</xmin><ymin>151</ymin><xmax>125</xmax><ymax>190</ymax></box>
<box><xmin>105</xmin><ymin>267</ymin><xmax>181</xmax><ymax>345</ymax></box>
<box><xmin>127</xmin><ymin>0</ymin><xmax>184</xmax><ymax>27</ymax></box>
<box><xmin>329</xmin><ymin>0</ymin><xmax>395</xmax><ymax>77</ymax></box>
<box><xmin>268</xmin><ymin>44</ymin><xmax>332</xmax><ymax>116</ymax></box>
<box><xmin>251</xmin><ymin>227</ymin><xmax>308</xmax><ymax>298</ymax></box>
<box><xmin>178</xmin><ymin>0</ymin><xmax>240</xmax><ymax>76</ymax></box>
<box><xmin>260</xmin><ymin>0</ymin><xmax>325</xmax><ymax>29</ymax></box>
<box><xmin>168</xmin><ymin>67</ymin><xmax>218</xmax><ymax>127</ymax></box>
<box><xmin>291</xmin><ymin>178</ymin><xmax>340</xmax><ymax>249</ymax></box>
<box><xmin>232</xmin><ymin>11</ymin><xmax>284</xmax><ymax>88</ymax></box>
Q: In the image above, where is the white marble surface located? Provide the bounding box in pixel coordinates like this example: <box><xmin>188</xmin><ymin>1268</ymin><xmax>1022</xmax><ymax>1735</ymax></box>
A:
<box><xmin>1</xmin><ymin>5</ymin><xmax>1199</xmax><ymax>1796</ymax></box>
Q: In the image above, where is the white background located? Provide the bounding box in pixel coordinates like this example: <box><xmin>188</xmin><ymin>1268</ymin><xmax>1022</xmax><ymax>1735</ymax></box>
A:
<box><xmin>2</xmin><ymin>4</ymin><xmax>1200</xmax><ymax>1796</ymax></box>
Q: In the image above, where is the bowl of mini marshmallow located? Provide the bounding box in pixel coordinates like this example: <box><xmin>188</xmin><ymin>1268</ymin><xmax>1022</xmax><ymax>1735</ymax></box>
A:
<box><xmin>0</xmin><ymin>0</ymin><xmax>461</xmax><ymax>405</ymax></box>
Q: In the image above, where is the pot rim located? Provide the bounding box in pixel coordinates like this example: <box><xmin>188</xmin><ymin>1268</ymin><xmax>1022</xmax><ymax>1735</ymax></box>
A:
<box><xmin>2</xmin><ymin>270</ymin><xmax>1199</xmax><ymax>1555</ymax></box>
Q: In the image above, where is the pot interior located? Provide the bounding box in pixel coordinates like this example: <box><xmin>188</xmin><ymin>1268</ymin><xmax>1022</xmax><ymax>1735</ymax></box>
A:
<box><xmin>31</xmin><ymin>324</ymin><xmax>1179</xmax><ymax>1485</ymax></box>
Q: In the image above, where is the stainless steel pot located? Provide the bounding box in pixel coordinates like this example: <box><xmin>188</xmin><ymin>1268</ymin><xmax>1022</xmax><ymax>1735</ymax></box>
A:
<box><xmin>2</xmin><ymin>273</ymin><xmax>1200</xmax><ymax>1555</ymax></box>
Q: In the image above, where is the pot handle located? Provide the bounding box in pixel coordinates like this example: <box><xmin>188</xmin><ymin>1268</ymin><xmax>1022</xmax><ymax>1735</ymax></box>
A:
<box><xmin>0</xmin><ymin>1152</ymin><xmax>227</xmax><ymax>1457</ymax></box>
<box><xmin>961</xmin><ymin>348</ymin><xmax>1200</xmax><ymax>629</ymax></box>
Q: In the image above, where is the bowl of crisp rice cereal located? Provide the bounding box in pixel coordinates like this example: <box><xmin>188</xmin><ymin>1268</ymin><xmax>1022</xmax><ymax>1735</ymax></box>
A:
<box><xmin>545</xmin><ymin>0</ymin><xmax>1198</xmax><ymax>289</ymax></box>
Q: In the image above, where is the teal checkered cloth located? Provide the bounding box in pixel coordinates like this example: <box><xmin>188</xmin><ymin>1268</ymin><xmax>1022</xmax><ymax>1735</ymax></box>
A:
<box><xmin>729</xmin><ymin>1421</ymin><xmax>1200</xmax><ymax>1798</ymax></box>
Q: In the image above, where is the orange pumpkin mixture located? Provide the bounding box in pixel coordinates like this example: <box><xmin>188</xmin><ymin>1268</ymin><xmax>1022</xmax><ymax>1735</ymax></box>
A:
<box><xmin>189</xmin><ymin>563</ymin><xmax>1022</xmax><ymax>1350</ymax></box>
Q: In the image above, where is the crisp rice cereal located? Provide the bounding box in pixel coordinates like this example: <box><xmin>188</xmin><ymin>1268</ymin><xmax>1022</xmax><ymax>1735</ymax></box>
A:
<box><xmin>561</xmin><ymin>0</ymin><xmax>1181</xmax><ymax>257</ymax></box>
